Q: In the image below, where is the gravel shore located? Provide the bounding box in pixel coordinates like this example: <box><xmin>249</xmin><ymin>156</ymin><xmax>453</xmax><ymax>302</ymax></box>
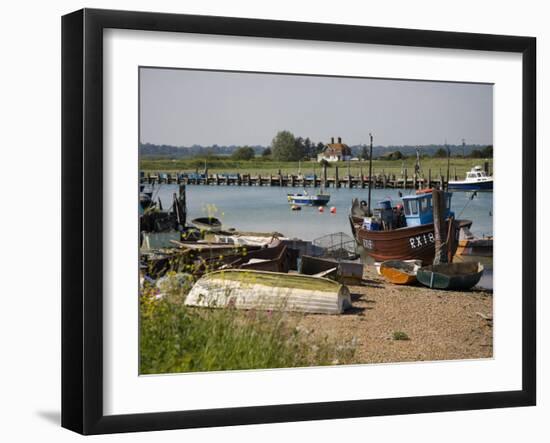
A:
<box><xmin>298</xmin><ymin>264</ymin><xmax>493</xmax><ymax>364</ymax></box>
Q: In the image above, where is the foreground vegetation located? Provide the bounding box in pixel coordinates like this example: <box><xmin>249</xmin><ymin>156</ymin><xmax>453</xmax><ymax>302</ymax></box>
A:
<box><xmin>140</xmin><ymin>278</ymin><xmax>356</xmax><ymax>374</ymax></box>
<box><xmin>140</xmin><ymin>157</ymin><xmax>493</xmax><ymax>179</ymax></box>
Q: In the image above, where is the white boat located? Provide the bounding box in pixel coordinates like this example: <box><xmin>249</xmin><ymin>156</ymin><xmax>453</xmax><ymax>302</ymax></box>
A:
<box><xmin>185</xmin><ymin>269</ymin><xmax>351</xmax><ymax>314</ymax></box>
<box><xmin>287</xmin><ymin>189</ymin><xmax>330</xmax><ymax>206</ymax></box>
<box><xmin>448</xmin><ymin>166</ymin><xmax>493</xmax><ymax>191</ymax></box>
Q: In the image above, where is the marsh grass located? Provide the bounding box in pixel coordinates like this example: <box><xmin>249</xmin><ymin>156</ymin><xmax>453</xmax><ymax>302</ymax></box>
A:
<box><xmin>139</xmin><ymin>278</ymin><xmax>356</xmax><ymax>374</ymax></box>
<box><xmin>139</xmin><ymin>158</ymin><xmax>493</xmax><ymax>178</ymax></box>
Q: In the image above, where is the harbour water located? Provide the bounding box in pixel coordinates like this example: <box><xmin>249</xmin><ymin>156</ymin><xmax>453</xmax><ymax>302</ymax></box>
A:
<box><xmin>150</xmin><ymin>184</ymin><xmax>493</xmax><ymax>240</ymax></box>
<box><xmin>147</xmin><ymin>184</ymin><xmax>494</xmax><ymax>289</ymax></box>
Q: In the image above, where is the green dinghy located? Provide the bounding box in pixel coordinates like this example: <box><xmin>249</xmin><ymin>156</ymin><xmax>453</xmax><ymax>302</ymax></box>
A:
<box><xmin>416</xmin><ymin>262</ymin><xmax>484</xmax><ymax>290</ymax></box>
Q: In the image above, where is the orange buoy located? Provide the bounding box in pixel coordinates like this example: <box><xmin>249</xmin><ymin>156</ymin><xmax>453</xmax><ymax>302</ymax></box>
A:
<box><xmin>416</xmin><ymin>188</ymin><xmax>433</xmax><ymax>195</ymax></box>
<box><xmin>330</xmin><ymin>206</ymin><xmax>336</xmax><ymax>214</ymax></box>
<box><xmin>318</xmin><ymin>206</ymin><xmax>324</xmax><ymax>213</ymax></box>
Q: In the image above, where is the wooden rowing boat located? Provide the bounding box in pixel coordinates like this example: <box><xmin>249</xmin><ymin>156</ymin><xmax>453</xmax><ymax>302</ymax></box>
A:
<box><xmin>228</xmin><ymin>242</ymin><xmax>290</xmax><ymax>273</ymax></box>
<box><xmin>416</xmin><ymin>262</ymin><xmax>484</xmax><ymax>290</ymax></box>
<box><xmin>191</xmin><ymin>216</ymin><xmax>222</xmax><ymax>232</ymax></box>
<box><xmin>299</xmin><ymin>255</ymin><xmax>364</xmax><ymax>284</ymax></box>
<box><xmin>185</xmin><ymin>269</ymin><xmax>352</xmax><ymax>314</ymax></box>
<box><xmin>379</xmin><ymin>260</ymin><xmax>422</xmax><ymax>285</ymax></box>
<box><xmin>456</xmin><ymin>237</ymin><xmax>493</xmax><ymax>257</ymax></box>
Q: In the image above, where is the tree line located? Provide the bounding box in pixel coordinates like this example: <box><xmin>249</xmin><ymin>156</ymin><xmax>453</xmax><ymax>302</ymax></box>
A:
<box><xmin>233</xmin><ymin>130</ymin><xmax>494</xmax><ymax>162</ymax></box>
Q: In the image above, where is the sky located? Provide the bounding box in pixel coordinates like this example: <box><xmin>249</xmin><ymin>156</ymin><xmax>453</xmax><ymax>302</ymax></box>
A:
<box><xmin>139</xmin><ymin>67</ymin><xmax>493</xmax><ymax>147</ymax></box>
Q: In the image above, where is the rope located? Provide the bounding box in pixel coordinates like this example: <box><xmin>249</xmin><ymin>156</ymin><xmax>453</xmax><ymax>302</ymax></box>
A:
<box><xmin>455</xmin><ymin>194</ymin><xmax>475</xmax><ymax>219</ymax></box>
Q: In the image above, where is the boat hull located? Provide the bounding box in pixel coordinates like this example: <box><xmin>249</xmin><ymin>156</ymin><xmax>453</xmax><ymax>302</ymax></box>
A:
<box><xmin>447</xmin><ymin>180</ymin><xmax>493</xmax><ymax>191</ymax></box>
<box><xmin>185</xmin><ymin>269</ymin><xmax>352</xmax><ymax>314</ymax></box>
<box><xmin>288</xmin><ymin>194</ymin><xmax>330</xmax><ymax>206</ymax></box>
<box><xmin>416</xmin><ymin>262</ymin><xmax>484</xmax><ymax>290</ymax></box>
<box><xmin>231</xmin><ymin>242</ymin><xmax>290</xmax><ymax>273</ymax></box>
<box><xmin>191</xmin><ymin>217</ymin><xmax>222</xmax><ymax>232</ymax></box>
<box><xmin>379</xmin><ymin>260</ymin><xmax>421</xmax><ymax>285</ymax></box>
<box><xmin>350</xmin><ymin>216</ymin><xmax>471</xmax><ymax>264</ymax></box>
<box><xmin>456</xmin><ymin>237</ymin><xmax>493</xmax><ymax>257</ymax></box>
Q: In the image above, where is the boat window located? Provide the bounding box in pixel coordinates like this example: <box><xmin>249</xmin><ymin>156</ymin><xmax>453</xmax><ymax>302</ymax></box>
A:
<box><xmin>409</xmin><ymin>200</ymin><xmax>418</xmax><ymax>215</ymax></box>
<box><xmin>403</xmin><ymin>201</ymin><xmax>410</xmax><ymax>215</ymax></box>
<box><xmin>418</xmin><ymin>198</ymin><xmax>428</xmax><ymax>213</ymax></box>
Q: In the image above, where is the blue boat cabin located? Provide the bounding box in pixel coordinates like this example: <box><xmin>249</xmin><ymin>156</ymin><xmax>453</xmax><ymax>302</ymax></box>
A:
<box><xmin>402</xmin><ymin>192</ymin><xmax>453</xmax><ymax>227</ymax></box>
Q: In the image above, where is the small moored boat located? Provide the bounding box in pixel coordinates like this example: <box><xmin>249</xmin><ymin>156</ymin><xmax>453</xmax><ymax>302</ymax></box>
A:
<box><xmin>288</xmin><ymin>190</ymin><xmax>330</xmax><ymax>206</ymax></box>
<box><xmin>416</xmin><ymin>262</ymin><xmax>484</xmax><ymax>290</ymax></box>
<box><xmin>191</xmin><ymin>216</ymin><xmax>222</xmax><ymax>232</ymax></box>
<box><xmin>379</xmin><ymin>260</ymin><xmax>422</xmax><ymax>285</ymax></box>
<box><xmin>448</xmin><ymin>166</ymin><xmax>493</xmax><ymax>191</ymax></box>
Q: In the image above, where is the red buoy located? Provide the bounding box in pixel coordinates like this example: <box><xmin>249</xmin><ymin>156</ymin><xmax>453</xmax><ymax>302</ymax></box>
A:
<box><xmin>330</xmin><ymin>206</ymin><xmax>336</xmax><ymax>214</ymax></box>
<box><xmin>318</xmin><ymin>206</ymin><xmax>324</xmax><ymax>213</ymax></box>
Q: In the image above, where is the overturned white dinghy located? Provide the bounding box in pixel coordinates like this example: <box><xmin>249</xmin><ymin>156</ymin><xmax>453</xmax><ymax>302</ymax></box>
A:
<box><xmin>185</xmin><ymin>269</ymin><xmax>352</xmax><ymax>314</ymax></box>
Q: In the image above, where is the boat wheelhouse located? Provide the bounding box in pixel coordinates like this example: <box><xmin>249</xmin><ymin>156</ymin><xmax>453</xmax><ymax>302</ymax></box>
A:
<box><xmin>401</xmin><ymin>191</ymin><xmax>453</xmax><ymax>227</ymax></box>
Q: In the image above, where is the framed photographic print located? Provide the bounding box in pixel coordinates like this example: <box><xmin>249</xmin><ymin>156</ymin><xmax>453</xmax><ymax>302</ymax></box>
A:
<box><xmin>61</xmin><ymin>8</ymin><xmax>536</xmax><ymax>435</ymax></box>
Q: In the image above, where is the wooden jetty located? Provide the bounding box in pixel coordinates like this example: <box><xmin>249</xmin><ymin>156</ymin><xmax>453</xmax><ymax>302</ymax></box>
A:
<box><xmin>140</xmin><ymin>167</ymin><xmax>450</xmax><ymax>190</ymax></box>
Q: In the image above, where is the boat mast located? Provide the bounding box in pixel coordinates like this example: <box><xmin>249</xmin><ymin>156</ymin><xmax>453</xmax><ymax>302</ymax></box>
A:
<box><xmin>445</xmin><ymin>140</ymin><xmax>450</xmax><ymax>191</ymax></box>
<box><xmin>367</xmin><ymin>133</ymin><xmax>373</xmax><ymax>216</ymax></box>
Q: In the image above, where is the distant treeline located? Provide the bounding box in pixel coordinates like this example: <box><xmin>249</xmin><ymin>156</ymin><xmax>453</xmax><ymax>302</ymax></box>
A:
<box><xmin>140</xmin><ymin>140</ymin><xmax>493</xmax><ymax>160</ymax></box>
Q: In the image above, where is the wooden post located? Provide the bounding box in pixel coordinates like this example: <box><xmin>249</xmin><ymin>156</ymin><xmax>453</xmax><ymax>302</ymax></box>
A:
<box><xmin>404</xmin><ymin>168</ymin><xmax>407</xmax><ymax>189</ymax></box>
<box><xmin>290</xmin><ymin>174</ymin><xmax>295</xmax><ymax>187</ymax></box>
<box><xmin>432</xmin><ymin>189</ymin><xmax>448</xmax><ymax>265</ymax></box>
<box><xmin>258</xmin><ymin>174</ymin><xmax>261</xmax><ymax>186</ymax></box>
<box><xmin>322</xmin><ymin>163</ymin><xmax>327</xmax><ymax>188</ymax></box>
<box><xmin>360</xmin><ymin>167</ymin><xmax>364</xmax><ymax>188</ymax></box>
<box><xmin>279</xmin><ymin>173</ymin><xmax>283</xmax><ymax>186</ymax></box>
<box><xmin>484</xmin><ymin>161</ymin><xmax>489</xmax><ymax>175</ymax></box>
<box><xmin>178</xmin><ymin>184</ymin><xmax>186</xmax><ymax>226</ymax></box>
<box><xmin>335</xmin><ymin>166</ymin><xmax>340</xmax><ymax>188</ymax></box>
<box><xmin>439</xmin><ymin>175</ymin><xmax>444</xmax><ymax>190</ymax></box>
<box><xmin>454</xmin><ymin>167</ymin><xmax>457</xmax><ymax>181</ymax></box>
<box><xmin>428</xmin><ymin>168</ymin><xmax>432</xmax><ymax>188</ymax></box>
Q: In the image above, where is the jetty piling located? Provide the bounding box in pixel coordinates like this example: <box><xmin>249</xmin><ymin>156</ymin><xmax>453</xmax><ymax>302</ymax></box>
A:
<box><xmin>140</xmin><ymin>169</ymin><xmax>463</xmax><ymax>189</ymax></box>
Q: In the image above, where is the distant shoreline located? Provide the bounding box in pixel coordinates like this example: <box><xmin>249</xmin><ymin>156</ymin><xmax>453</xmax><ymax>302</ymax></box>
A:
<box><xmin>139</xmin><ymin>158</ymin><xmax>493</xmax><ymax>178</ymax></box>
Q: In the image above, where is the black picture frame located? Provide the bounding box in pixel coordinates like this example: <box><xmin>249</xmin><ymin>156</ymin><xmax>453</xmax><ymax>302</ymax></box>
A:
<box><xmin>62</xmin><ymin>8</ymin><xmax>536</xmax><ymax>435</ymax></box>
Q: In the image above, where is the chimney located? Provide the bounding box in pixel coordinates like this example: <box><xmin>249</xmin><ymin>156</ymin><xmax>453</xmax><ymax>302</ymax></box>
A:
<box><xmin>331</xmin><ymin>137</ymin><xmax>335</xmax><ymax>144</ymax></box>
<box><xmin>338</xmin><ymin>137</ymin><xmax>342</xmax><ymax>144</ymax></box>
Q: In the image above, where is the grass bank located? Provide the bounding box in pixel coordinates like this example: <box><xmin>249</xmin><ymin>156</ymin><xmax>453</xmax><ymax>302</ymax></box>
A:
<box><xmin>140</xmin><ymin>157</ymin><xmax>493</xmax><ymax>178</ymax></box>
<box><xmin>139</xmin><ymin>279</ymin><xmax>356</xmax><ymax>374</ymax></box>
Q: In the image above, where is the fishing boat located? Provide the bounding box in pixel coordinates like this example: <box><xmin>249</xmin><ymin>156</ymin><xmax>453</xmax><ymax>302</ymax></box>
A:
<box><xmin>185</xmin><ymin>269</ymin><xmax>352</xmax><ymax>314</ymax></box>
<box><xmin>448</xmin><ymin>166</ymin><xmax>493</xmax><ymax>191</ymax></box>
<box><xmin>416</xmin><ymin>262</ymin><xmax>484</xmax><ymax>290</ymax></box>
<box><xmin>349</xmin><ymin>191</ymin><xmax>472</xmax><ymax>264</ymax></box>
<box><xmin>379</xmin><ymin>260</ymin><xmax>422</xmax><ymax>285</ymax></box>
<box><xmin>287</xmin><ymin>189</ymin><xmax>330</xmax><ymax>206</ymax></box>
<box><xmin>191</xmin><ymin>216</ymin><xmax>222</xmax><ymax>232</ymax></box>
